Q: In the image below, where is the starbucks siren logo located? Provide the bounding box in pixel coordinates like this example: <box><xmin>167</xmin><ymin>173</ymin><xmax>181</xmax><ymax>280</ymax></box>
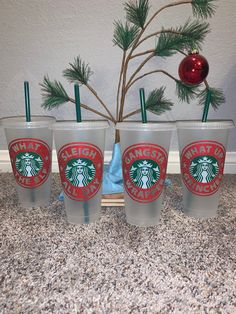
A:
<box><xmin>190</xmin><ymin>156</ymin><xmax>219</xmax><ymax>183</ymax></box>
<box><xmin>181</xmin><ymin>141</ymin><xmax>226</xmax><ymax>196</ymax></box>
<box><xmin>16</xmin><ymin>152</ymin><xmax>43</xmax><ymax>177</ymax></box>
<box><xmin>123</xmin><ymin>143</ymin><xmax>168</xmax><ymax>203</ymax></box>
<box><xmin>9</xmin><ymin>138</ymin><xmax>51</xmax><ymax>188</ymax></box>
<box><xmin>130</xmin><ymin>159</ymin><xmax>160</xmax><ymax>189</ymax></box>
<box><xmin>65</xmin><ymin>158</ymin><xmax>96</xmax><ymax>187</ymax></box>
<box><xmin>58</xmin><ymin>142</ymin><xmax>103</xmax><ymax>201</ymax></box>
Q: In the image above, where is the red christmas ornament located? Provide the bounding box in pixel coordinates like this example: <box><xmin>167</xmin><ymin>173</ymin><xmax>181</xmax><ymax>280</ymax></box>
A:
<box><xmin>178</xmin><ymin>51</ymin><xmax>209</xmax><ymax>85</ymax></box>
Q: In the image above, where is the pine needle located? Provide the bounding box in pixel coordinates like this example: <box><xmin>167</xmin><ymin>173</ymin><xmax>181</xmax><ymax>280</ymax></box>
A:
<box><xmin>156</xmin><ymin>19</ymin><xmax>210</xmax><ymax>57</ymax></box>
<box><xmin>124</xmin><ymin>0</ymin><xmax>150</xmax><ymax>29</ymax></box>
<box><xmin>63</xmin><ymin>56</ymin><xmax>93</xmax><ymax>85</ymax></box>
<box><xmin>40</xmin><ymin>76</ymin><xmax>70</xmax><ymax>110</ymax></box>
<box><xmin>198</xmin><ymin>87</ymin><xmax>225</xmax><ymax>110</ymax></box>
<box><xmin>179</xmin><ymin>19</ymin><xmax>210</xmax><ymax>49</ymax></box>
<box><xmin>192</xmin><ymin>0</ymin><xmax>217</xmax><ymax>19</ymax></box>
<box><xmin>146</xmin><ymin>87</ymin><xmax>173</xmax><ymax>115</ymax></box>
<box><xmin>176</xmin><ymin>80</ymin><xmax>199</xmax><ymax>103</ymax></box>
<box><xmin>113</xmin><ymin>21</ymin><xmax>140</xmax><ymax>51</ymax></box>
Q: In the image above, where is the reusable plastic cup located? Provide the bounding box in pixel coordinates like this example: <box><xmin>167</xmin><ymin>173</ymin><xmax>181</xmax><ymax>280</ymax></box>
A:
<box><xmin>1</xmin><ymin>116</ymin><xmax>55</xmax><ymax>208</ymax></box>
<box><xmin>52</xmin><ymin>120</ymin><xmax>109</xmax><ymax>224</ymax></box>
<box><xmin>177</xmin><ymin>120</ymin><xmax>235</xmax><ymax>218</ymax></box>
<box><xmin>116</xmin><ymin>122</ymin><xmax>175</xmax><ymax>227</ymax></box>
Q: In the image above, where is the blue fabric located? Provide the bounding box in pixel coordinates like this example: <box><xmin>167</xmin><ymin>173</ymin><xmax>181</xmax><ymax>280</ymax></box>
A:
<box><xmin>164</xmin><ymin>178</ymin><xmax>172</xmax><ymax>186</ymax></box>
<box><xmin>58</xmin><ymin>143</ymin><xmax>171</xmax><ymax>199</ymax></box>
<box><xmin>59</xmin><ymin>191</ymin><xmax>64</xmax><ymax>201</ymax></box>
<box><xmin>102</xmin><ymin>143</ymin><xmax>123</xmax><ymax>194</ymax></box>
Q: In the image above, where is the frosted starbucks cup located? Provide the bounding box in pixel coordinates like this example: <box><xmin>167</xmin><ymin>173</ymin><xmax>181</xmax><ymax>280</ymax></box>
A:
<box><xmin>116</xmin><ymin>122</ymin><xmax>175</xmax><ymax>227</ymax></box>
<box><xmin>177</xmin><ymin>120</ymin><xmax>235</xmax><ymax>218</ymax></box>
<box><xmin>1</xmin><ymin>116</ymin><xmax>55</xmax><ymax>208</ymax></box>
<box><xmin>52</xmin><ymin>120</ymin><xmax>109</xmax><ymax>224</ymax></box>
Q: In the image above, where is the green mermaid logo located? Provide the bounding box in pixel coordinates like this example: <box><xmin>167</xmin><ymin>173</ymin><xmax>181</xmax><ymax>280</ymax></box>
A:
<box><xmin>65</xmin><ymin>158</ymin><xmax>96</xmax><ymax>187</ymax></box>
<box><xmin>190</xmin><ymin>156</ymin><xmax>219</xmax><ymax>183</ymax></box>
<box><xmin>130</xmin><ymin>159</ymin><xmax>160</xmax><ymax>189</ymax></box>
<box><xmin>15</xmin><ymin>152</ymin><xmax>43</xmax><ymax>177</ymax></box>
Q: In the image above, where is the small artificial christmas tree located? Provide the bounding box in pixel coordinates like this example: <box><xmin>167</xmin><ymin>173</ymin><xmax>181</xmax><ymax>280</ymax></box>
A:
<box><xmin>41</xmin><ymin>0</ymin><xmax>225</xmax><ymax>145</ymax></box>
<box><xmin>40</xmin><ymin>0</ymin><xmax>226</xmax><ymax>195</ymax></box>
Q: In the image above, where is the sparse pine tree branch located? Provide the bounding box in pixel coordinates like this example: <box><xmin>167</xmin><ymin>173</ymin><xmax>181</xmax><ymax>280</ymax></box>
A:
<box><xmin>200</xmin><ymin>84</ymin><xmax>225</xmax><ymax>122</ymax></box>
<box><xmin>131</xmin><ymin>20</ymin><xmax>209</xmax><ymax>60</ymax></box>
<box><xmin>63</xmin><ymin>56</ymin><xmax>93</xmax><ymax>84</ymax></box>
<box><xmin>139</xmin><ymin>0</ymin><xmax>215</xmax><ymax>36</ymax></box>
<box><xmin>155</xmin><ymin>19</ymin><xmax>210</xmax><ymax>57</ymax></box>
<box><xmin>116</xmin><ymin>51</ymin><xmax>126</xmax><ymax>120</ymax></box>
<box><xmin>123</xmin><ymin>87</ymin><xmax>173</xmax><ymax>119</ymax></box>
<box><xmin>123</xmin><ymin>108</ymin><xmax>141</xmax><ymax>120</ymax></box>
<box><xmin>122</xmin><ymin>0</ymin><xmax>212</xmax><ymax>66</ymax></box>
<box><xmin>118</xmin><ymin>71</ymin><xmax>128</xmax><ymax>121</ymax></box>
<box><xmin>136</xmin><ymin>30</ymin><xmax>174</xmax><ymax>48</ymax></box>
<box><xmin>133</xmin><ymin>0</ymin><xmax>192</xmax><ymax>49</ymax></box>
<box><xmin>85</xmin><ymin>83</ymin><xmax>116</xmax><ymax>123</ymax></box>
<box><xmin>203</xmin><ymin>79</ymin><xmax>209</xmax><ymax>89</ymax></box>
<box><xmin>131</xmin><ymin>49</ymin><xmax>155</xmax><ymax>59</ymax></box>
<box><xmin>63</xmin><ymin>56</ymin><xmax>115</xmax><ymax>123</ymax></box>
<box><xmin>136</xmin><ymin>20</ymin><xmax>209</xmax><ymax>51</ymax></box>
<box><xmin>176</xmin><ymin>80</ymin><xmax>199</xmax><ymax>103</ymax></box>
<box><xmin>40</xmin><ymin>76</ymin><xmax>70</xmax><ymax>110</ymax></box>
<box><xmin>119</xmin><ymin>50</ymin><xmax>155</xmax><ymax>120</ymax></box>
<box><xmin>113</xmin><ymin>21</ymin><xmax>140</xmax><ymax>51</ymax></box>
<box><xmin>118</xmin><ymin>0</ymin><xmax>208</xmax><ymax>121</ymax></box>
<box><xmin>76</xmin><ymin>101</ymin><xmax>114</xmax><ymax>121</ymax></box>
<box><xmin>146</xmin><ymin>87</ymin><xmax>174</xmax><ymax>115</ymax></box>
<box><xmin>125</xmin><ymin>0</ymin><xmax>150</xmax><ymax>29</ymax></box>
<box><xmin>198</xmin><ymin>86</ymin><xmax>225</xmax><ymax>111</ymax></box>
<box><xmin>40</xmin><ymin>76</ymin><xmax>113</xmax><ymax>121</ymax></box>
<box><xmin>120</xmin><ymin>0</ymin><xmax>193</xmax><ymax>82</ymax></box>
<box><xmin>192</xmin><ymin>0</ymin><xmax>217</xmax><ymax>19</ymax></box>
<box><xmin>177</xmin><ymin>49</ymin><xmax>188</xmax><ymax>56</ymax></box>
<box><xmin>126</xmin><ymin>70</ymin><xmax>178</xmax><ymax>91</ymax></box>
<box><xmin>126</xmin><ymin>52</ymin><xmax>155</xmax><ymax>91</ymax></box>
<box><xmin>118</xmin><ymin>0</ymin><xmax>217</xmax><ymax>122</ymax></box>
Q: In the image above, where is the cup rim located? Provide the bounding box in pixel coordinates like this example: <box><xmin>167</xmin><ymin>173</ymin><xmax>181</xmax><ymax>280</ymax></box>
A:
<box><xmin>116</xmin><ymin>121</ymin><xmax>176</xmax><ymax>131</ymax></box>
<box><xmin>0</xmin><ymin>115</ymin><xmax>56</xmax><ymax>129</ymax></box>
<box><xmin>176</xmin><ymin>120</ymin><xmax>235</xmax><ymax>130</ymax></box>
<box><xmin>51</xmin><ymin>120</ymin><xmax>110</xmax><ymax>130</ymax></box>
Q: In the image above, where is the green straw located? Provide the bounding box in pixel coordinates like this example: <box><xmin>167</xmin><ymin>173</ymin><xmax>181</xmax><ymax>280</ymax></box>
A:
<box><xmin>83</xmin><ymin>201</ymin><xmax>89</xmax><ymax>224</ymax></box>
<box><xmin>202</xmin><ymin>89</ymin><xmax>211</xmax><ymax>122</ymax></box>
<box><xmin>74</xmin><ymin>84</ymin><xmax>89</xmax><ymax>223</ymax></box>
<box><xmin>74</xmin><ymin>84</ymin><xmax>82</xmax><ymax>123</ymax></box>
<box><xmin>139</xmin><ymin>88</ymin><xmax>147</xmax><ymax>123</ymax></box>
<box><xmin>24</xmin><ymin>81</ymin><xmax>35</xmax><ymax>203</ymax></box>
<box><xmin>24</xmin><ymin>81</ymin><xmax>31</xmax><ymax>122</ymax></box>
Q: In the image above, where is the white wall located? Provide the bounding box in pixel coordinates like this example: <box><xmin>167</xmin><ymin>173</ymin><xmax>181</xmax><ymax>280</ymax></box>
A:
<box><xmin>0</xmin><ymin>0</ymin><xmax>236</xmax><ymax>152</ymax></box>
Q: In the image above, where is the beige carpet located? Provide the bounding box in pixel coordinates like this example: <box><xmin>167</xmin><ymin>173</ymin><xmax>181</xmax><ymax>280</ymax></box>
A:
<box><xmin>0</xmin><ymin>173</ymin><xmax>236</xmax><ymax>313</ymax></box>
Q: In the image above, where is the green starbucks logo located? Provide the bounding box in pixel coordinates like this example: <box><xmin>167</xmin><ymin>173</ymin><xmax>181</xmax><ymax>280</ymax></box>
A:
<box><xmin>190</xmin><ymin>156</ymin><xmax>219</xmax><ymax>183</ymax></box>
<box><xmin>181</xmin><ymin>141</ymin><xmax>226</xmax><ymax>196</ymax></box>
<box><xmin>9</xmin><ymin>138</ymin><xmax>51</xmax><ymax>188</ymax></box>
<box><xmin>58</xmin><ymin>142</ymin><xmax>103</xmax><ymax>201</ymax></box>
<box><xmin>123</xmin><ymin>144</ymin><xmax>167</xmax><ymax>203</ymax></box>
<box><xmin>15</xmin><ymin>152</ymin><xmax>43</xmax><ymax>177</ymax></box>
<box><xmin>65</xmin><ymin>158</ymin><xmax>96</xmax><ymax>187</ymax></box>
<box><xmin>130</xmin><ymin>159</ymin><xmax>160</xmax><ymax>189</ymax></box>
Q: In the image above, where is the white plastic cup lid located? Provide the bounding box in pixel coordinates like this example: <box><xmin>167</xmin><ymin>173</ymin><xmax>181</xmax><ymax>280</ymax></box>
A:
<box><xmin>116</xmin><ymin>121</ymin><xmax>176</xmax><ymax>131</ymax></box>
<box><xmin>0</xmin><ymin>116</ymin><xmax>56</xmax><ymax>129</ymax></box>
<box><xmin>176</xmin><ymin>120</ymin><xmax>235</xmax><ymax>130</ymax></box>
<box><xmin>51</xmin><ymin>120</ymin><xmax>110</xmax><ymax>130</ymax></box>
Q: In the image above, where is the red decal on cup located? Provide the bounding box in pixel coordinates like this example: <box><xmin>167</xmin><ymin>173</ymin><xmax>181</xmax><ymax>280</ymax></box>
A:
<box><xmin>181</xmin><ymin>140</ymin><xmax>226</xmax><ymax>196</ymax></box>
<box><xmin>58</xmin><ymin>142</ymin><xmax>103</xmax><ymax>201</ymax></box>
<box><xmin>9</xmin><ymin>138</ymin><xmax>51</xmax><ymax>188</ymax></box>
<box><xmin>122</xmin><ymin>143</ymin><xmax>168</xmax><ymax>203</ymax></box>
